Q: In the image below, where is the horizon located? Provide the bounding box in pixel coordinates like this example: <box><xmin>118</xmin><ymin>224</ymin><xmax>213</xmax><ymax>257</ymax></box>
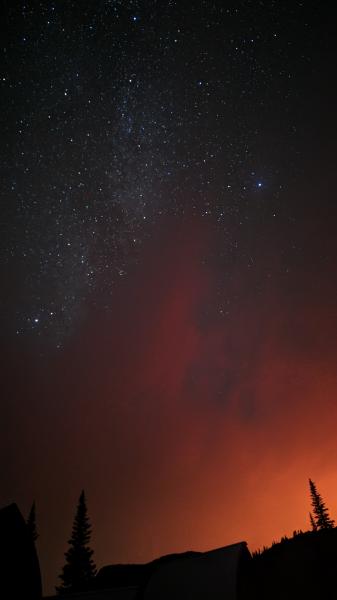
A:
<box><xmin>1</xmin><ymin>1</ymin><xmax>337</xmax><ymax>595</ymax></box>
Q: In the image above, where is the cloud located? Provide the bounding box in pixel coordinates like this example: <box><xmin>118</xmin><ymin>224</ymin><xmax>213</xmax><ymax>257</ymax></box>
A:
<box><xmin>2</xmin><ymin>213</ymin><xmax>337</xmax><ymax>593</ymax></box>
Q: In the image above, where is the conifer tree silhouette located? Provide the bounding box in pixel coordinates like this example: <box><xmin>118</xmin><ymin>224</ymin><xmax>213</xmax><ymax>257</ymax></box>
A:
<box><xmin>309</xmin><ymin>511</ymin><xmax>317</xmax><ymax>531</ymax></box>
<box><xmin>26</xmin><ymin>501</ymin><xmax>38</xmax><ymax>542</ymax></box>
<box><xmin>56</xmin><ymin>490</ymin><xmax>96</xmax><ymax>594</ymax></box>
<box><xmin>309</xmin><ymin>478</ymin><xmax>335</xmax><ymax>530</ymax></box>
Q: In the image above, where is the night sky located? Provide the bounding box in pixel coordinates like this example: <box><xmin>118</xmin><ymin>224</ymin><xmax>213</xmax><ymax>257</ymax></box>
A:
<box><xmin>1</xmin><ymin>0</ymin><xmax>337</xmax><ymax>594</ymax></box>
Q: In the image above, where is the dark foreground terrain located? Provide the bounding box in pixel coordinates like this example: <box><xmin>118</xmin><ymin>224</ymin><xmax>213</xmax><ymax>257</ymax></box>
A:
<box><xmin>240</xmin><ymin>528</ymin><xmax>337</xmax><ymax>600</ymax></box>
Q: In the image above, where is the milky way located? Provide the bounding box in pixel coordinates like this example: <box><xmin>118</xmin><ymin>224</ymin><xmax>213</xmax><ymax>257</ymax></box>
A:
<box><xmin>1</xmin><ymin>2</ymin><xmax>337</xmax><ymax>595</ymax></box>
<box><xmin>2</xmin><ymin>1</ymin><xmax>328</xmax><ymax>346</ymax></box>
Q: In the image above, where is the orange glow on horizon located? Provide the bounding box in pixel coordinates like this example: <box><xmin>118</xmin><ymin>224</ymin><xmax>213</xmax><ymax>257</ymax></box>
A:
<box><xmin>4</xmin><ymin>217</ymin><xmax>337</xmax><ymax>594</ymax></box>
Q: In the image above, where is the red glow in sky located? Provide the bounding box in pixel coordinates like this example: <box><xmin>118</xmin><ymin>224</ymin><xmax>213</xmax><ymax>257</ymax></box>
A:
<box><xmin>2</xmin><ymin>3</ymin><xmax>337</xmax><ymax>596</ymax></box>
<box><xmin>2</xmin><ymin>214</ymin><xmax>337</xmax><ymax>593</ymax></box>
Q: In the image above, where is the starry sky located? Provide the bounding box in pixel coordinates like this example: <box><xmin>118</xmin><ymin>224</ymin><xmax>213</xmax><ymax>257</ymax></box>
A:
<box><xmin>1</xmin><ymin>0</ymin><xmax>337</xmax><ymax>594</ymax></box>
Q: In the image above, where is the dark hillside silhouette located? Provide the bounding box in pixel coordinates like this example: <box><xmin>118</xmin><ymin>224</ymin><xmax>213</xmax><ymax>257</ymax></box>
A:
<box><xmin>241</xmin><ymin>528</ymin><xmax>337</xmax><ymax>600</ymax></box>
<box><xmin>2</xmin><ymin>478</ymin><xmax>335</xmax><ymax>599</ymax></box>
<box><xmin>93</xmin><ymin>551</ymin><xmax>201</xmax><ymax>592</ymax></box>
<box><xmin>144</xmin><ymin>543</ymin><xmax>250</xmax><ymax>600</ymax></box>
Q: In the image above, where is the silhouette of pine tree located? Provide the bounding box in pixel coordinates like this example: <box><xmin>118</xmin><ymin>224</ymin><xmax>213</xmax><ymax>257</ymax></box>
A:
<box><xmin>26</xmin><ymin>501</ymin><xmax>38</xmax><ymax>542</ymax></box>
<box><xmin>309</xmin><ymin>478</ymin><xmax>335</xmax><ymax>530</ymax></box>
<box><xmin>56</xmin><ymin>490</ymin><xmax>96</xmax><ymax>594</ymax></box>
<box><xmin>309</xmin><ymin>511</ymin><xmax>317</xmax><ymax>531</ymax></box>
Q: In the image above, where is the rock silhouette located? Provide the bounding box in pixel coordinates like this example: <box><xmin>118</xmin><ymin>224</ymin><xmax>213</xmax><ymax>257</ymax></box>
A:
<box><xmin>0</xmin><ymin>503</ymin><xmax>42</xmax><ymax>599</ymax></box>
